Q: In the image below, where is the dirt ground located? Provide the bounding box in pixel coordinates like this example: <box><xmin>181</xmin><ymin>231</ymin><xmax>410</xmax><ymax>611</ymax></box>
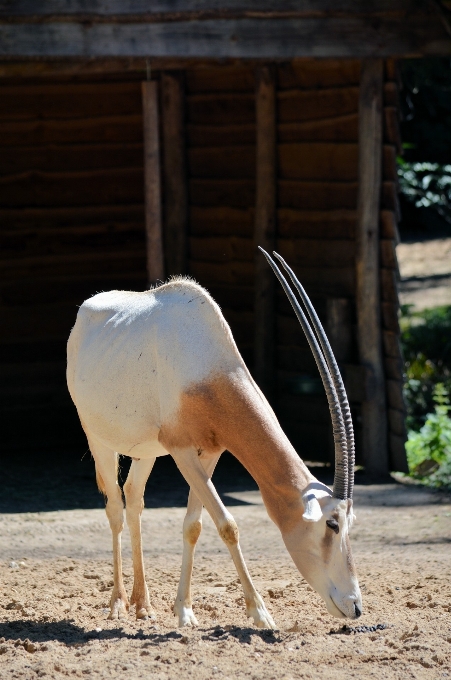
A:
<box><xmin>397</xmin><ymin>236</ymin><xmax>451</xmax><ymax>311</ymax></box>
<box><xmin>1</xmin><ymin>466</ymin><xmax>450</xmax><ymax>680</ymax></box>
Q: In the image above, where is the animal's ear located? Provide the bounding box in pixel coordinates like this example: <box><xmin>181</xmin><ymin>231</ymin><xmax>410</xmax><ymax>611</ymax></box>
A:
<box><xmin>302</xmin><ymin>493</ymin><xmax>324</xmax><ymax>522</ymax></box>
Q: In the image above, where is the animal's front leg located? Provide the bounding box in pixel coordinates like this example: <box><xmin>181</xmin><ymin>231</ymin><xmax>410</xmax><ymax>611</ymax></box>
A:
<box><xmin>172</xmin><ymin>448</ymin><xmax>276</xmax><ymax>630</ymax></box>
<box><xmin>87</xmin><ymin>436</ymin><xmax>129</xmax><ymax>620</ymax></box>
<box><xmin>124</xmin><ymin>457</ymin><xmax>156</xmax><ymax>620</ymax></box>
<box><xmin>174</xmin><ymin>453</ymin><xmax>220</xmax><ymax>627</ymax></box>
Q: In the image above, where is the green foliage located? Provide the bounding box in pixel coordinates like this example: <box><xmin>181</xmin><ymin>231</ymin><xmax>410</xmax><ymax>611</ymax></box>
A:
<box><xmin>406</xmin><ymin>384</ymin><xmax>451</xmax><ymax>490</ymax></box>
<box><xmin>397</xmin><ymin>160</ymin><xmax>451</xmax><ymax>225</ymax></box>
<box><xmin>401</xmin><ymin>305</ymin><xmax>451</xmax><ymax>431</ymax></box>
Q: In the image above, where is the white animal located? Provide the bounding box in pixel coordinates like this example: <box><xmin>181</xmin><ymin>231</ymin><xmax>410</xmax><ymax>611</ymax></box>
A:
<box><xmin>67</xmin><ymin>250</ymin><xmax>362</xmax><ymax>628</ymax></box>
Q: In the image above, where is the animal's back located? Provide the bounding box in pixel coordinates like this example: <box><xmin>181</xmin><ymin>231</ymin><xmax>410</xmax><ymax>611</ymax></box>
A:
<box><xmin>67</xmin><ymin>279</ymin><xmax>244</xmax><ymax>457</ymax></box>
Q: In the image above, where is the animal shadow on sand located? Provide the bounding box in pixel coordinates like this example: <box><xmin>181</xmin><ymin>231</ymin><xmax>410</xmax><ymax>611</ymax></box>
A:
<box><xmin>0</xmin><ymin>620</ymin><xmax>281</xmax><ymax>647</ymax></box>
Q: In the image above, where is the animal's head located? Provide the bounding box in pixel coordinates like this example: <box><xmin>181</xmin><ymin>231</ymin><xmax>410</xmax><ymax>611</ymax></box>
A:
<box><xmin>260</xmin><ymin>249</ymin><xmax>362</xmax><ymax>619</ymax></box>
<box><xmin>282</xmin><ymin>483</ymin><xmax>361</xmax><ymax>619</ymax></box>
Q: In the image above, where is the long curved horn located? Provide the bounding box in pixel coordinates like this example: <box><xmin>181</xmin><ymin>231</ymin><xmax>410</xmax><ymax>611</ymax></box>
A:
<box><xmin>272</xmin><ymin>252</ymin><xmax>355</xmax><ymax>499</ymax></box>
<box><xmin>259</xmin><ymin>247</ymin><xmax>348</xmax><ymax>500</ymax></box>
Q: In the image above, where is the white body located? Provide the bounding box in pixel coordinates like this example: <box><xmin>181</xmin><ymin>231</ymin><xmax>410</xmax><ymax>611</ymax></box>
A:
<box><xmin>67</xmin><ymin>279</ymin><xmax>362</xmax><ymax>627</ymax></box>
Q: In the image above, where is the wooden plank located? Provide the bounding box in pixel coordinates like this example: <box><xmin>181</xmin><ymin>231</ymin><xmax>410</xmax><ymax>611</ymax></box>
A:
<box><xmin>380</xmin><ymin>239</ymin><xmax>398</xmax><ymax>270</ymax></box>
<box><xmin>161</xmin><ymin>71</ymin><xmax>188</xmax><ymax>276</ymax></box>
<box><xmin>1</xmin><ymin>15</ymin><xmax>450</xmax><ymax>59</ymax></box>
<box><xmin>278</xmin><ymin>208</ymin><xmax>356</xmax><ymax>239</ymax></box>
<box><xmin>278</xmin><ymin>142</ymin><xmax>358</xmax><ymax>181</ymax></box>
<box><xmin>388</xmin><ymin>408</ymin><xmax>406</xmax><ymax>437</ymax></box>
<box><xmin>189</xmin><ymin>236</ymin><xmax>253</xmax><ymax>263</ymax></box>
<box><xmin>189</xmin><ymin>146</ymin><xmax>255</xmax><ymax>179</ymax></box>
<box><xmin>0</xmin><ymin>143</ymin><xmax>143</xmax><ymax>176</ymax></box>
<box><xmin>190</xmin><ymin>179</ymin><xmax>255</xmax><ymax>208</ymax></box>
<box><xmin>383</xmin><ymin>144</ymin><xmax>398</xmax><ymax>181</ymax></box>
<box><xmin>384</xmin><ymin>81</ymin><xmax>400</xmax><ymax>109</ymax></box>
<box><xmin>186</xmin><ymin>65</ymin><xmax>255</xmax><ymax>93</ymax></box>
<box><xmin>278</xmin><ymin>180</ymin><xmax>358</xmax><ymax>209</ymax></box>
<box><xmin>380</xmin><ymin>210</ymin><xmax>400</xmax><ymax>242</ymax></box>
<box><xmin>382</xmin><ymin>181</ymin><xmax>401</xmax><ymax>220</ymax></box>
<box><xmin>0</xmin><ymin>204</ymin><xmax>144</xmax><ymax>230</ymax></box>
<box><xmin>277</xmin><ymin>238</ymin><xmax>355</xmax><ymax>267</ymax></box>
<box><xmin>0</xmin><ymin>115</ymin><xmax>143</xmax><ymax>147</ymax></box>
<box><xmin>189</xmin><ymin>206</ymin><xmax>254</xmax><ymax>237</ymax></box>
<box><xmin>385</xmin><ymin>356</ymin><xmax>404</xmax><ymax>381</ymax></box>
<box><xmin>380</xmin><ymin>268</ymin><xmax>399</xmax><ymax>303</ymax></box>
<box><xmin>187</xmin><ymin>93</ymin><xmax>254</xmax><ymax>125</ymax></box>
<box><xmin>0</xmin><ymin>83</ymin><xmax>141</xmax><ymax>120</ymax></box>
<box><xmin>278</xmin><ymin>114</ymin><xmax>358</xmax><ymax>143</ymax></box>
<box><xmin>384</xmin><ymin>106</ymin><xmax>402</xmax><ymax>154</ymax></box>
<box><xmin>190</xmin><ymin>260</ymin><xmax>254</xmax><ymax>286</ymax></box>
<box><xmin>187</xmin><ymin>123</ymin><xmax>255</xmax><ymax>148</ymax></box>
<box><xmin>277</xmin><ymin>59</ymin><xmax>361</xmax><ymax>90</ymax></box>
<box><xmin>383</xmin><ymin>330</ymin><xmax>403</xmax><ymax>359</ymax></box>
<box><xmin>142</xmin><ymin>80</ymin><xmax>164</xmax><ymax>284</ymax></box>
<box><xmin>386</xmin><ymin>379</ymin><xmax>405</xmax><ymax>412</ymax></box>
<box><xmin>0</xmin><ymin>167</ymin><xmax>144</xmax><ymax>207</ymax></box>
<box><xmin>381</xmin><ymin>301</ymin><xmax>400</xmax><ymax>333</ymax></box>
<box><xmin>355</xmin><ymin>58</ymin><xmax>388</xmax><ymax>475</ymax></box>
<box><xmin>326</xmin><ymin>298</ymin><xmax>353</xmax><ymax>363</ymax></box>
<box><xmin>205</xmin><ymin>284</ymin><xmax>254</xmax><ymax>311</ymax></box>
<box><xmin>278</xmin><ymin>88</ymin><xmax>359</xmax><ymax>122</ymax></box>
<box><xmin>254</xmin><ymin>65</ymin><xmax>277</xmax><ymax>397</ymax></box>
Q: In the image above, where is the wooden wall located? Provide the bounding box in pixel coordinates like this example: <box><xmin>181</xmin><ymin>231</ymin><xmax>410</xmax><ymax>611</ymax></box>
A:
<box><xmin>0</xmin><ymin>77</ymin><xmax>147</xmax><ymax>448</ymax></box>
<box><xmin>0</xmin><ymin>59</ymin><xmax>406</xmax><ymax>467</ymax></box>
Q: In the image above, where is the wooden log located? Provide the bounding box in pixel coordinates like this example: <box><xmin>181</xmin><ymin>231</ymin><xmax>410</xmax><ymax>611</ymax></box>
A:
<box><xmin>187</xmin><ymin>93</ymin><xmax>255</xmax><ymax>125</ymax></box>
<box><xmin>278</xmin><ymin>208</ymin><xmax>356</xmax><ymax>239</ymax></box>
<box><xmin>189</xmin><ymin>260</ymin><xmax>254</xmax><ymax>286</ymax></box>
<box><xmin>0</xmin><ymin>82</ymin><xmax>142</xmax><ymax>120</ymax></box>
<box><xmin>386</xmin><ymin>379</ymin><xmax>406</xmax><ymax>412</ymax></box>
<box><xmin>189</xmin><ymin>146</ymin><xmax>255</xmax><ymax>179</ymax></box>
<box><xmin>0</xmin><ymin>115</ymin><xmax>143</xmax><ymax>147</ymax></box>
<box><xmin>384</xmin><ymin>355</ymin><xmax>404</xmax><ymax>381</ymax></box>
<box><xmin>326</xmin><ymin>298</ymin><xmax>353</xmax><ymax>363</ymax></box>
<box><xmin>277</xmin><ymin>237</ymin><xmax>355</xmax><ymax>267</ymax></box>
<box><xmin>278</xmin><ymin>142</ymin><xmax>358</xmax><ymax>181</ymax></box>
<box><xmin>189</xmin><ymin>179</ymin><xmax>255</xmax><ymax>208</ymax></box>
<box><xmin>0</xmin><ymin>143</ymin><xmax>143</xmax><ymax>176</ymax></box>
<box><xmin>384</xmin><ymin>106</ymin><xmax>402</xmax><ymax>154</ymax></box>
<box><xmin>380</xmin><ymin>239</ymin><xmax>398</xmax><ymax>270</ymax></box>
<box><xmin>382</xmin><ymin>181</ymin><xmax>401</xmax><ymax>221</ymax></box>
<box><xmin>142</xmin><ymin>80</ymin><xmax>164</xmax><ymax>284</ymax></box>
<box><xmin>380</xmin><ymin>209</ymin><xmax>400</xmax><ymax>242</ymax></box>
<box><xmin>0</xmin><ymin>167</ymin><xmax>144</xmax><ymax>207</ymax></box>
<box><xmin>384</xmin><ymin>81</ymin><xmax>400</xmax><ymax>109</ymax></box>
<box><xmin>189</xmin><ymin>206</ymin><xmax>254</xmax><ymax>236</ymax></box>
<box><xmin>278</xmin><ymin>180</ymin><xmax>358</xmax><ymax>209</ymax></box>
<box><xmin>254</xmin><ymin>65</ymin><xmax>277</xmax><ymax>397</ymax></box>
<box><xmin>277</xmin><ymin>88</ymin><xmax>359</xmax><ymax>123</ymax></box>
<box><xmin>380</xmin><ymin>268</ymin><xmax>399</xmax><ymax>303</ymax></box>
<box><xmin>161</xmin><ymin>71</ymin><xmax>188</xmax><ymax>276</ymax></box>
<box><xmin>277</xmin><ymin>59</ymin><xmax>361</xmax><ymax>90</ymax></box>
<box><xmin>355</xmin><ymin>58</ymin><xmax>388</xmax><ymax>475</ymax></box>
<box><xmin>388</xmin><ymin>407</ymin><xmax>406</xmax><ymax>437</ymax></box>
<box><xmin>187</xmin><ymin>123</ymin><xmax>255</xmax><ymax>148</ymax></box>
<box><xmin>0</xmin><ymin>204</ymin><xmax>144</xmax><ymax>230</ymax></box>
<box><xmin>189</xmin><ymin>236</ymin><xmax>253</xmax><ymax>262</ymax></box>
<box><xmin>381</xmin><ymin>301</ymin><xmax>400</xmax><ymax>333</ymax></box>
<box><xmin>206</xmin><ymin>284</ymin><xmax>254</xmax><ymax>311</ymax></box>
<box><xmin>383</xmin><ymin>144</ymin><xmax>398</xmax><ymax>181</ymax></box>
<box><xmin>278</xmin><ymin>113</ymin><xmax>358</xmax><ymax>143</ymax></box>
<box><xmin>383</xmin><ymin>330</ymin><xmax>404</xmax><ymax>359</ymax></box>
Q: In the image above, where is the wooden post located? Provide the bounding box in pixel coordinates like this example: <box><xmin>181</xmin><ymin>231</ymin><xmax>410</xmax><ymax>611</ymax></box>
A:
<box><xmin>161</xmin><ymin>71</ymin><xmax>188</xmax><ymax>276</ymax></box>
<box><xmin>254</xmin><ymin>65</ymin><xmax>277</xmax><ymax>399</ymax></box>
<box><xmin>142</xmin><ymin>80</ymin><xmax>164</xmax><ymax>285</ymax></box>
<box><xmin>356</xmin><ymin>59</ymin><xmax>389</xmax><ymax>476</ymax></box>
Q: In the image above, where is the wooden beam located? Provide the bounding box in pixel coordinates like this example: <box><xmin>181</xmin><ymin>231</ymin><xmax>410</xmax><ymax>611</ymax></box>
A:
<box><xmin>161</xmin><ymin>71</ymin><xmax>188</xmax><ymax>277</ymax></box>
<box><xmin>0</xmin><ymin>11</ymin><xmax>450</xmax><ymax>60</ymax></box>
<box><xmin>142</xmin><ymin>80</ymin><xmax>164</xmax><ymax>285</ymax></box>
<box><xmin>356</xmin><ymin>58</ymin><xmax>388</xmax><ymax>476</ymax></box>
<box><xmin>254</xmin><ymin>65</ymin><xmax>276</xmax><ymax>399</ymax></box>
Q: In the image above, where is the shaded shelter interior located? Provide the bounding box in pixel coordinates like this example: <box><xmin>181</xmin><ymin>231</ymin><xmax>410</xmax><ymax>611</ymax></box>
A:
<box><xmin>0</xmin><ymin>58</ymin><xmax>405</xmax><ymax>470</ymax></box>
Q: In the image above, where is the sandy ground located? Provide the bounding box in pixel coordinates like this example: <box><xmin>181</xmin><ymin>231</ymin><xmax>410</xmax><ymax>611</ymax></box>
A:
<box><xmin>397</xmin><ymin>237</ymin><xmax>451</xmax><ymax>311</ymax></box>
<box><xmin>1</xmin><ymin>480</ymin><xmax>450</xmax><ymax>680</ymax></box>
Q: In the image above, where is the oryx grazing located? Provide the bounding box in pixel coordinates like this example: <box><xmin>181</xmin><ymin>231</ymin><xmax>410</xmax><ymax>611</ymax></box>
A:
<box><xmin>67</xmin><ymin>250</ymin><xmax>362</xmax><ymax>628</ymax></box>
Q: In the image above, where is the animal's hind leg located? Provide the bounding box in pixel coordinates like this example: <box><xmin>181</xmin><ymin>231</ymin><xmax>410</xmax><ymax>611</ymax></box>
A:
<box><xmin>173</xmin><ymin>454</ymin><xmax>220</xmax><ymax>627</ymax></box>
<box><xmin>123</xmin><ymin>457</ymin><xmax>156</xmax><ymax>620</ymax></box>
<box><xmin>87</xmin><ymin>435</ymin><xmax>128</xmax><ymax>620</ymax></box>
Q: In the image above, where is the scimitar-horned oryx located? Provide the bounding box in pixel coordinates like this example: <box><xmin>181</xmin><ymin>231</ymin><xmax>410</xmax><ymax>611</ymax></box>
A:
<box><xmin>67</xmin><ymin>250</ymin><xmax>362</xmax><ymax>629</ymax></box>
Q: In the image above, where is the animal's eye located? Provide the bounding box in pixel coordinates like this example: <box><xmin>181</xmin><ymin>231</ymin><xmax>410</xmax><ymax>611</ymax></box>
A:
<box><xmin>326</xmin><ymin>519</ymin><xmax>339</xmax><ymax>534</ymax></box>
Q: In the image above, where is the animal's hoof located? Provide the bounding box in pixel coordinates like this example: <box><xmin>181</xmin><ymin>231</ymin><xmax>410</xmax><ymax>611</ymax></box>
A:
<box><xmin>108</xmin><ymin>598</ymin><xmax>129</xmax><ymax>620</ymax></box>
<box><xmin>136</xmin><ymin>606</ymin><xmax>156</xmax><ymax>621</ymax></box>
<box><xmin>174</xmin><ymin>605</ymin><xmax>198</xmax><ymax>628</ymax></box>
<box><xmin>246</xmin><ymin>595</ymin><xmax>276</xmax><ymax>630</ymax></box>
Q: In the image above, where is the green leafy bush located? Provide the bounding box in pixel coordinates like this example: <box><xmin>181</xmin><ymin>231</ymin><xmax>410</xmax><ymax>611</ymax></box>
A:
<box><xmin>406</xmin><ymin>384</ymin><xmax>451</xmax><ymax>490</ymax></box>
<box><xmin>401</xmin><ymin>305</ymin><xmax>451</xmax><ymax>430</ymax></box>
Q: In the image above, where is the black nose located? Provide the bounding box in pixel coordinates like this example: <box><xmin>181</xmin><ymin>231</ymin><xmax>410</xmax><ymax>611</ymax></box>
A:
<box><xmin>354</xmin><ymin>603</ymin><xmax>362</xmax><ymax>618</ymax></box>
